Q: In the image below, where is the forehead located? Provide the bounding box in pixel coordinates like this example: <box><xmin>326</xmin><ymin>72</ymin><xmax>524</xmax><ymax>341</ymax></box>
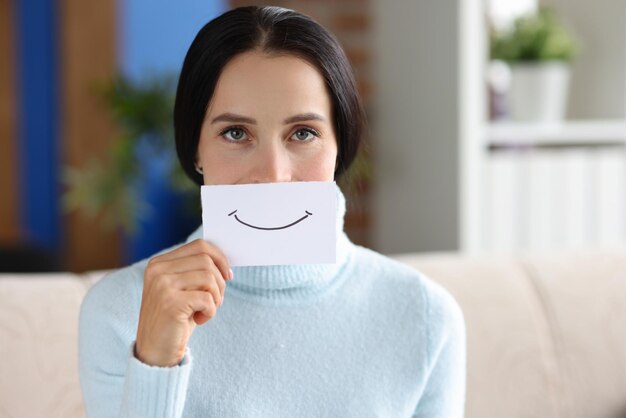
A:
<box><xmin>207</xmin><ymin>50</ymin><xmax>332</xmax><ymax>119</ymax></box>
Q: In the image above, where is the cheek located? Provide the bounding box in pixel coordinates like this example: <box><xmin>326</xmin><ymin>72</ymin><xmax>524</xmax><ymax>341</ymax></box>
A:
<box><xmin>196</xmin><ymin>139</ymin><xmax>241</xmax><ymax>184</ymax></box>
<box><xmin>204</xmin><ymin>160</ymin><xmax>241</xmax><ymax>184</ymax></box>
<box><xmin>294</xmin><ymin>143</ymin><xmax>338</xmax><ymax>181</ymax></box>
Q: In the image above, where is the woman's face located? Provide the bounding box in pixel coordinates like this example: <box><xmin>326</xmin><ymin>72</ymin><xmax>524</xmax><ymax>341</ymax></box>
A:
<box><xmin>197</xmin><ymin>50</ymin><xmax>338</xmax><ymax>185</ymax></box>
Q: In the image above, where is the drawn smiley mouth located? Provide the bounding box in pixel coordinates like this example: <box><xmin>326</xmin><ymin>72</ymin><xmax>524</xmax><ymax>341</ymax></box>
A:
<box><xmin>228</xmin><ymin>209</ymin><xmax>313</xmax><ymax>231</ymax></box>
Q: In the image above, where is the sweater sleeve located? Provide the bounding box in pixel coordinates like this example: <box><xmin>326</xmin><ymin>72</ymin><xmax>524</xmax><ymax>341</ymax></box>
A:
<box><xmin>412</xmin><ymin>280</ymin><xmax>467</xmax><ymax>418</ymax></box>
<box><xmin>78</xmin><ymin>272</ymin><xmax>192</xmax><ymax>418</ymax></box>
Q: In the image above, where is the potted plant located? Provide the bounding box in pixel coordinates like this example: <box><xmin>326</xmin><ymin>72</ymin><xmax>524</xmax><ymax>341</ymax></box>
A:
<box><xmin>490</xmin><ymin>6</ymin><xmax>579</xmax><ymax>122</ymax></box>
<box><xmin>63</xmin><ymin>75</ymin><xmax>200</xmax><ymax>263</ymax></box>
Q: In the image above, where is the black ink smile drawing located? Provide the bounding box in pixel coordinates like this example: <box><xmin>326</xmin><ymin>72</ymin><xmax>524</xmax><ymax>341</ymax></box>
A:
<box><xmin>228</xmin><ymin>209</ymin><xmax>313</xmax><ymax>230</ymax></box>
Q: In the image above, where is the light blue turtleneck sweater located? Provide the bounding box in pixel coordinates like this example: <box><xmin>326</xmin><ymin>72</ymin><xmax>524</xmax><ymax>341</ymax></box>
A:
<box><xmin>79</xmin><ymin>185</ymin><xmax>466</xmax><ymax>417</ymax></box>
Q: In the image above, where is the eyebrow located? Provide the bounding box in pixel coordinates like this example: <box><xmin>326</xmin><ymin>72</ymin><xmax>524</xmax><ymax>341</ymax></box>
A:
<box><xmin>210</xmin><ymin>112</ymin><xmax>326</xmax><ymax>125</ymax></box>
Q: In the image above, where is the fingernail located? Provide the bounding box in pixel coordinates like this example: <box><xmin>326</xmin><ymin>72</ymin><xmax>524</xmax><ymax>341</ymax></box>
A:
<box><xmin>229</xmin><ymin>269</ymin><xmax>234</xmax><ymax>280</ymax></box>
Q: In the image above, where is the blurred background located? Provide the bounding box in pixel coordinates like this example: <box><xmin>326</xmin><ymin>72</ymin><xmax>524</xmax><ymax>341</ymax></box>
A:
<box><xmin>1</xmin><ymin>0</ymin><xmax>625</xmax><ymax>273</ymax></box>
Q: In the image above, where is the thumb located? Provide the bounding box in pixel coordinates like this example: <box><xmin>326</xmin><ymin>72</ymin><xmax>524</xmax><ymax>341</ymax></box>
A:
<box><xmin>193</xmin><ymin>311</ymin><xmax>211</xmax><ymax>325</ymax></box>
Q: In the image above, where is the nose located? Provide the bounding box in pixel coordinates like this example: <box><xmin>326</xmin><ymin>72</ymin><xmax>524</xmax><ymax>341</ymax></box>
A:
<box><xmin>248</xmin><ymin>141</ymin><xmax>292</xmax><ymax>183</ymax></box>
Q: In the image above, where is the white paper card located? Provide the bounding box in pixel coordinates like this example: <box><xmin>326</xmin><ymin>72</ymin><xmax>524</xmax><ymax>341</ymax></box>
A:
<box><xmin>201</xmin><ymin>181</ymin><xmax>336</xmax><ymax>266</ymax></box>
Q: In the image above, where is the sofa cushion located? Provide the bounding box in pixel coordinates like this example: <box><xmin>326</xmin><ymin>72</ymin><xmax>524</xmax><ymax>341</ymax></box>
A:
<box><xmin>394</xmin><ymin>252</ymin><xmax>562</xmax><ymax>418</ymax></box>
<box><xmin>522</xmin><ymin>248</ymin><xmax>626</xmax><ymax>418</ymax></box>
<box><xmin>0</xmin><ymin>273</ymin><xmax>102</xmax><ymax>418</ymax></box>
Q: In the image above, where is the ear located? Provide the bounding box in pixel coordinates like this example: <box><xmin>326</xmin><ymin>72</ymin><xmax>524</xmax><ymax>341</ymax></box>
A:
<box><xmin>193</xmin><ymin>154</ymin><xmax>204</xmax><ymax>175</ymax></box>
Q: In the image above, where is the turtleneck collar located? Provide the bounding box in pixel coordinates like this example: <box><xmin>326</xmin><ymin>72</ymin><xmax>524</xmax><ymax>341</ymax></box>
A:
<box><xmin>186</xmin><ymin>182</ymin><xmax>354</xmax><ymax>304</ymax></box>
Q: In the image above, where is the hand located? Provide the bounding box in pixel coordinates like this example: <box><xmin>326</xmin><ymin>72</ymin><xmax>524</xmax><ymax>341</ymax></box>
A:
<box><xmin>134</xmin><ymin>239</ymin><xmax>232</xmax><ymax>367</ymax></box>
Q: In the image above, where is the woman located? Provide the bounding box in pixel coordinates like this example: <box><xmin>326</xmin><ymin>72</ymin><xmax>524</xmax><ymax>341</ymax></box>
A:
<box><xmin>79</xmin><ymin>6</ymin><xmax>466</xmax><ymax>417</ymax></box>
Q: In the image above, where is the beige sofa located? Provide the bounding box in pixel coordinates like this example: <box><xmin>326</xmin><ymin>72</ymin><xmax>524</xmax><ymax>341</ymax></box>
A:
<box><xmin>2</xmin><ymin>248</ymin><xmax>626</xmax><ymax>418</ymax></box>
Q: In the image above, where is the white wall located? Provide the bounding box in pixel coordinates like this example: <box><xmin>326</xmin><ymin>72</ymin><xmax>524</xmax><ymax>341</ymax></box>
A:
<box><xmin>371</xmin><ymin>0</ymin><xmax>485</xmax><ymax>254</ymax></box>
<box><xmin>545</xmin><ymin>0</ymin><xmax>626</xmax><ymax>119</ymax></box>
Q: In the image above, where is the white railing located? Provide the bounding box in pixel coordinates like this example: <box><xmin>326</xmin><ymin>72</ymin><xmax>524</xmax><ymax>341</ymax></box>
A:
<box><xmin>482</xmin><ymin>120</ymin><xmax>626</xmax><ymax>253</ymax></box>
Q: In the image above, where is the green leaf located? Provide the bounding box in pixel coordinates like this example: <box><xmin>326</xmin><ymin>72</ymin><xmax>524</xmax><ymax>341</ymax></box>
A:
<box><xmin>490</xmin><ymin>6</ymin><xmax>578</xmax><ymax>62</ymax></box>
<box><xmin>61</xmin><ymin>72</ymin><xmax>186</xmax><ymax>236</ymax></box>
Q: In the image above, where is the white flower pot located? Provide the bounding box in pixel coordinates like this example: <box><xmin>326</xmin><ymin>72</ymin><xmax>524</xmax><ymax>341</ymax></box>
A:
<box><xmin>508</xmin><ymin>61</ymin><xmax>571</xmax><ymax>122</ymax></box>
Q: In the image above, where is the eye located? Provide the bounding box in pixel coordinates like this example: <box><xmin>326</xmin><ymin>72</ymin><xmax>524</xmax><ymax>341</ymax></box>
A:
<box><xmin>220</xmin><ymin>127</ymin><xmax>248</xmax><ymax>142</ymax></box>
<box><xmin>290</xmin><ymin>128</ymin><xmax>319</xmax><ymax>142</ymax></box>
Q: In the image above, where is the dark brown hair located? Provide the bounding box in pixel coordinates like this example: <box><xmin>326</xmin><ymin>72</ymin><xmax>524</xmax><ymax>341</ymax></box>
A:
<box><xmin>174</xmin><ymin>6</ymin><xmax>365</xmax><ymax>185</ymax></box>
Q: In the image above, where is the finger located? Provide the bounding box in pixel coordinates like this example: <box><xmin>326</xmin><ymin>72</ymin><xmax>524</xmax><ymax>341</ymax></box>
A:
<box><xmin>186</xmin><ymin>290</ymin><xmax>217</xmax><ymax>325</ymax></box>
<box><xmin>163</xmin><ymin>240</ymin><xmax>232</xmax><ymax>281</ymax></box>
<box><xmin>149</xmin><ymin>253</ymin><xmax>221</xmax><ymax>276</ymax></box>
<box><xmin>210</xmin><ymin>261</ymin><xmax>226</xmax><ymax>301</ymax></box>
<box><xmin>173</xmin><ymin>270</ymin><xmax>222</xmax><ymax>307</ymax></box>
<box><xmin>151</xmin><ymin>239</ymin><xmax>230</xmax><ymax>275</ymax></box>
<box><xmin>198</xmin><ymin>241</ymin><xmax>231</xmax><ymax>283</ymax></box>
